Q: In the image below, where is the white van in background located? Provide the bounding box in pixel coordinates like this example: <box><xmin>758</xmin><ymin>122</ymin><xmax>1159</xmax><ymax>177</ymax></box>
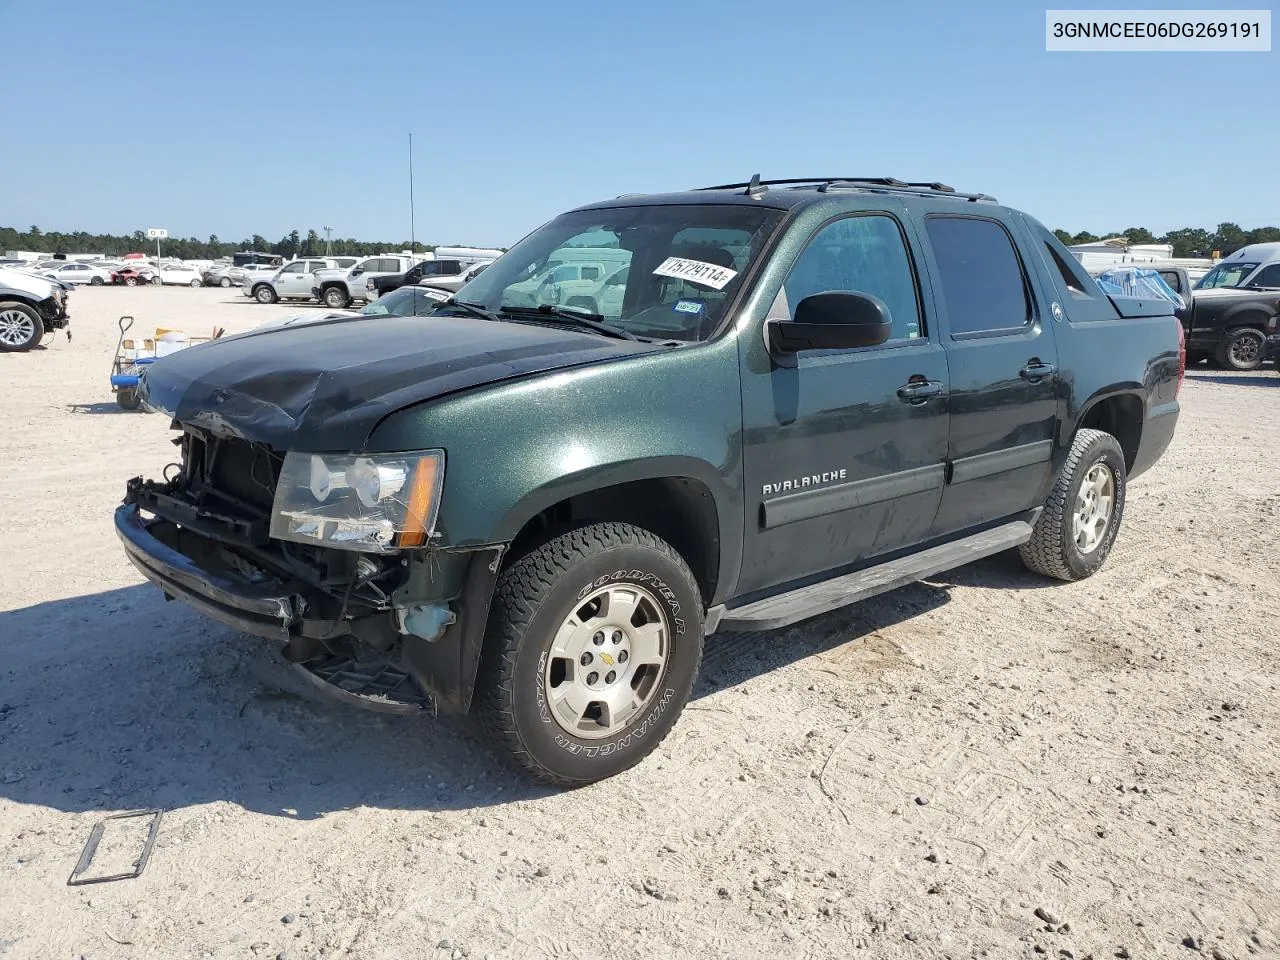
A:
<box><xmin>1195</xmin><ymin>242</ymin><xmax>1280</xmax><ymax>290</ymax></box>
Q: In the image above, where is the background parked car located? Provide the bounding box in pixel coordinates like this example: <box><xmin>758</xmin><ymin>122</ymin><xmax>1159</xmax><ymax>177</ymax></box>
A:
<box><xmin>39</xmin><ymin>262</ymin><xmax>113</xmax><ymax>285</ymax></box>
<box><xmin>111</xmin><ymin>266</ymin><xmax>158</xmax><ymax>286</ymax></box>
<box><xmin>415</xmin><ymin>260</ymin><xmax>493</xmax><ymax>295</ymax></box>
<box><xmin>0</xmin><ymin>266</ymin><xmax>72</xmax><ymax>351</ymax></box>
<box><xmin>311</xmin><ymin>254</ymin><xmax>425</xmax><ymax>309</ymax></box>
<box><xmin>202</xmin><ymin>264</ymin><xmax>238</xmax><ymax>287</ymax></box>
<box><xmin>153</xmin><ymin>265</ymin><xmax>204</xmax><ymax>287</ymax></box>
<box><xmin>255</xmin><ymin>284</ymin><xmax>451</xmax><ymax>331</ymax></box>
<box><xmin>244</xmin><ymin>258</ymin><xmax>344</xmax><ymax>303</ymax></box>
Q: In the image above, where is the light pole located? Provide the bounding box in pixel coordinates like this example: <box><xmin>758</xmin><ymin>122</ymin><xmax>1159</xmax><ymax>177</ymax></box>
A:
<box><xmin>323</xmin><ymin>226</ymin><xmax>333</xmax><ymax>256</ymax></box>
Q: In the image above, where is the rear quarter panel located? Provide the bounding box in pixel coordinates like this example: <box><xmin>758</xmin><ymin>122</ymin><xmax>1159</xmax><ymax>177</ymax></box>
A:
<box><xmin>1014</xmin><ymin>214</ymin><xmax>1181</xmax><ymax>479</ymax></box>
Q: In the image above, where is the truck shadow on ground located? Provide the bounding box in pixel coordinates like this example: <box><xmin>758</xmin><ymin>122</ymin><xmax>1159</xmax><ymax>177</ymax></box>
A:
<box><xmin>0</xmin><ymin>568</ymin><xmax>981</xmax><ymax>820</ymax></box>
<box><xmin>1185</xmin><ymin>371</ymin><xmax>1278</xmax><ymax>388</ymax></box>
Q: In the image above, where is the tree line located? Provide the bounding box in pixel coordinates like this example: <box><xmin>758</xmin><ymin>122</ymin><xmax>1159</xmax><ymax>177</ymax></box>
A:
<box><xmin>5</xmin><ymin>221</ymin><xmax>1279</xmax><ymax>263</ymax></box>
<box><xmin>1050</xmin><ymin>223</ymin><xmax>1280</xmax><ymax>259</ymax></box>
<box><xmin>0</xmin><ymin>225</ymin><xmax>455</xmax><ymax>261</ymax></box>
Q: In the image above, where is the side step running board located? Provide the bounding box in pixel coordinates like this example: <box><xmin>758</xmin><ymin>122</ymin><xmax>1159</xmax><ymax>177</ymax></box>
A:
<box><xmin>712</xmin><ymin>520</ymin><xmax>1033</xmax><ymax>633</ymax></box>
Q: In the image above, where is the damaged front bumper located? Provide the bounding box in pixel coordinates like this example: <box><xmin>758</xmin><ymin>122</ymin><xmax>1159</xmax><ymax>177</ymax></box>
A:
<box><xmin>115</xmin><ymin>502</ymin><xmax>506</xmax><ymax>713</ymax></box>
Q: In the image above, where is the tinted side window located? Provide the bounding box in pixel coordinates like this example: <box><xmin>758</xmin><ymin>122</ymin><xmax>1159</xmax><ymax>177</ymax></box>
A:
<box><xmin>783</xmin><ymin>214</ymin><xmax>922</xmax><ymax>341</ymax></box>
<box><xmin>1158</xmin><ymin>270</ymin><xmax>1183</xmax><ymax>293</ymax></box>
<box><xmin>1252</xmin><ymin>264</ymin><xmax>1280</xmax><ymax>287</ymax></box>
<box><xmin>926</xmin><ymin>216</ymin><xmax>1031</xmax><ymax>336</ymax></box>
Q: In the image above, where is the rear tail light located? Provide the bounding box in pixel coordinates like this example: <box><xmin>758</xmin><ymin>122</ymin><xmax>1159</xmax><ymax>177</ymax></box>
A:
<box><xmin>1175</xmin><ymin>318</ymin><xmax>1186</xmax><ymax>398</ymax></box>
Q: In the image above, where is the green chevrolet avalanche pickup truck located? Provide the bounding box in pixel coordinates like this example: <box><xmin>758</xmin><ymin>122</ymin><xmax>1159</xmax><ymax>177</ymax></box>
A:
<box><xmin>118</xmin><ymin>176</ymin><xmax>1184</xmax><ymax>786</ymax></box>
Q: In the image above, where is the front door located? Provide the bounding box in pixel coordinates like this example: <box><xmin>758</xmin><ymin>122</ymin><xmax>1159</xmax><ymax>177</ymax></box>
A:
<box><xmin>274</xmin><ymin>262</ymin><xmax>310</xmax><ymax>297</ymax></box>
<box><xmin>919</xmin><ymin>213</ymin><xmax>1060</xmax><ymax>535</ymax></box>
<box><xmin>737</xmin><ymin>210</ymin><xmax>951</xmax><ymax>597</ymax></box>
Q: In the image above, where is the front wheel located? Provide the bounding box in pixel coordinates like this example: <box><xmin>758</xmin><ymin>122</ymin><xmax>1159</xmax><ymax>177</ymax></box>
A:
<box><xmin>116</xmin><ymin>389</ymin><xmax>141</xmax><ymax>410</ymax></box>
<box><xmin>151</xmin><ymin>275</ymin><xmax>162</xmax><ymax>285</ymax></box>
<box><xmin>1217</xmin><ymin>327</ymin><xmax>1265</xmax><ymax>371</ymax></box>
<box><xmin>124</xmin><ymin>277</ymin><xmax>138</xmax><ymax>287</ymax></box>
<box><xmin>219</xmin><ymin>276</ymin><xmax>232</xmax><ymax>288</ymax></box>
<box><xmin>476</xmin><ymin>522</ymin><xmax>704</xmax><ymax>787</ymax></box>
<box><xmin>254</xmin><ymin>284</ymin><xmax>278</xmax><ymax>304</ymax></box>
<box><xmin>0</xmin><ymin>301</ymin><xmax>45</xmax><ymax>352</ymax></box>
<box><xmin>188</xmin><ymin>278</ymin><xmax>201</xmax><ymax>288</ymax></box>
<box><xmin>91</xmin><ymin>276</ymin><xmax>104</xmax><ymax>286</ymax></box>
<box><xmin>1020</xmin><ymin>428</ymin><xmax>1126</xmax><ymax>582</ymax></box>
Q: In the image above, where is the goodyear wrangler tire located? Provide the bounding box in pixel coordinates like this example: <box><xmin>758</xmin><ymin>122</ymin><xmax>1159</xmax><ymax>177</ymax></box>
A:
<box><xmin>476</xmin><ymin>522</ymin><xmax>704</xmax><ymax>787</ymax></box>
<box><xmin>1019</xmin><ymin>428</ymin><xmax>1126</xmax><ymax>582</ymax></box>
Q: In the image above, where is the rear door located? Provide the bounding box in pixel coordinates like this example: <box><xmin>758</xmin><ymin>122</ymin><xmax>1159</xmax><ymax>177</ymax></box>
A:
<box><xmin>737</xmin><ymin>206</ymin><xmax>951</xmax><ymax>596</ymax></box>
<box><xmin>918</xmin><ymin>211</ymin><xmax>1060</xmax><ymax>535</ymax></box>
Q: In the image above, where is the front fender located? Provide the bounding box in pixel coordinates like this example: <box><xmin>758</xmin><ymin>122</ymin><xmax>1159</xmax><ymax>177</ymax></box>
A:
<box><xmin>367</xmin><ymin>336</ymin><xmax>746</xmax><ymax>599</ymax></box>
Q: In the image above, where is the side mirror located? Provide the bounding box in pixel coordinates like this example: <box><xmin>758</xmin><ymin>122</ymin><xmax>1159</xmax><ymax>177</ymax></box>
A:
<box><xmin>766</xmin><ymin>291</ymin><xmax>893</xmax><ymax>354</ymax></box>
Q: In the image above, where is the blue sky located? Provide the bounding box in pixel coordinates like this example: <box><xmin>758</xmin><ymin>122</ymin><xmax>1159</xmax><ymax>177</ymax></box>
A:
<box><xmin>1</xmin><ymin>0</ymin><xmax>1275</xmax><ymax>246</ymax></box>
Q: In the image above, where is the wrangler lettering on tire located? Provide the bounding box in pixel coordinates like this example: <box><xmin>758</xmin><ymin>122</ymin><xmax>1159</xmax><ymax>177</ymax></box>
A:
<box><xmin>476</xmin><ymin>522</ymin><xmax>703</xmax><ymax>786</ymax></box>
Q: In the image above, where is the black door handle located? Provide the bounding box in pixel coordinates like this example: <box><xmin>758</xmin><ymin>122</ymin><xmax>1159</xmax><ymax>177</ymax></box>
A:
<box><xmin>1020</xmin><ymin>361</ymin><xmax>1057</xmax><ymax>380</ymax></box>
<box><xmin>897</xmin><ymin>380</ymin><xmax>943</xmax><ymax>403</ymax></box>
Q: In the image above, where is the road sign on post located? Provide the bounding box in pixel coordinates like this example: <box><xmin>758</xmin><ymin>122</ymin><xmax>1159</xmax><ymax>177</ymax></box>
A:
<box><xmin>146</xmin><ymin>228</ymin><xmax>168</xmax><ymax>277</ymax></box>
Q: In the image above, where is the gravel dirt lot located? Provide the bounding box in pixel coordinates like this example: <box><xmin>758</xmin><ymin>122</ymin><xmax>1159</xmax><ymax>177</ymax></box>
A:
<box><xmin>1</xmin><ymin>286</ymin><xmax>1278</xmax><ymax>960</ymax></box>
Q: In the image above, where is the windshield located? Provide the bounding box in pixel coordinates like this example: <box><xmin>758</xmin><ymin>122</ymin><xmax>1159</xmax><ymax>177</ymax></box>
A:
<box><xmin>360</xmin><ymin>285</ymin><xmax>448</xmax><ymax>317</ymax></box>
<box><xmin>450</xmin><ymin>204</ymin><xmax>784</xmax><ymax>341</ymax></box>
<box><xmin>1195</xmin><ymin>262</ymin><xmax>1258</xmax><ymax>289</ymax></box>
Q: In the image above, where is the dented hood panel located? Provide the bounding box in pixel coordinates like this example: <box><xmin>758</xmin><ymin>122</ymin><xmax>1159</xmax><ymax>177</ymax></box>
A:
<box><xmin>139</xmin><ymin>313</ymin><xmax>663</xmax><ymax>451</ymax></box>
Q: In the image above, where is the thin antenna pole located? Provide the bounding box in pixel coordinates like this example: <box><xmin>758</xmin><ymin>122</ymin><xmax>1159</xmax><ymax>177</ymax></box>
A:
<box><xmin>408</xmin><ymin>132</ymin><xmax>416</xmax><ymax>255</ymax></box>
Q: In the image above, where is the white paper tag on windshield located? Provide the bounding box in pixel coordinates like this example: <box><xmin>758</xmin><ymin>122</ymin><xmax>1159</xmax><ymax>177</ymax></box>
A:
<box><xmin>419</xmin><ymin>287</ymin><xmax>451</xmax><ymax>301</ymax></box>
<box><xmin>652</xmin><ymin>257</ymin><xmax>738</xmax><ymax>290</ymax></box>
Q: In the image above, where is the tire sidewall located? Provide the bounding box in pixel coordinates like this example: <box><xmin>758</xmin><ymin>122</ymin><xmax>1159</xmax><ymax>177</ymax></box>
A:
<box><xmin>503</xmin><ymin>542</ymin><xmax>703</xmax><ymax>783</ymax></box>
<box><xmin>255</xmin><ymin>285</ymin><xmax>275</xmax><ymax>303</ymax></box>
<box><xmin>1060</xmin><ymin>437</ymin><xmax>1127</xmax><ymax>578</ymax></box>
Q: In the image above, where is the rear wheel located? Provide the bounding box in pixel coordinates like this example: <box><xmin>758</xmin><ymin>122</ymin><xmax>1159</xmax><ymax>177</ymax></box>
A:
<box><xmin>116</xmin><ymin>389</ymin><xmax>141</xmax><ymax>410</ymax></box>
<box><xmin>188</xmin><ymin>278</ymin><xmax>201</xmax><ymax>288</ymax></box>
<box><xmin>1217</xmin><ymin>327</ymin><xmax>1265</xmax><ymax>371</ymax></box>
<box><xmin>254</xmin><ymin>284</ymin><xmax>278</xmax><ymax>304</ymax></box>
<box><xmin>0</xmin><ymin>301</ymin><xmax>44</xmax><ymax>352</ymax></box>
<box><xmin>1020</xmin><ymin>428</ymin><xmax>1126</xmax><ymax>582</ymax></box>
<box><xmin>476</xmin><ymin>522</ymin><xmax>704</xmax><ymax>787</ymax></box>
<box><xmin>151</xmin><ymin>275</ymin><xmax>162</xmax><ymax>285</ymax></box>
<box><xmin>219</xmin><ymin>276</ymin><xmax>232</xmax><ymax>288</ymax></box>
<box><xmin>323</xmin><ymin>286</ymin><xmax>349</xmax><ymax>309</ymax></box>
<box><xmin>124</xmin><ymin>277</ymin><xmax>138</xmax><ymax>287</ymax></box>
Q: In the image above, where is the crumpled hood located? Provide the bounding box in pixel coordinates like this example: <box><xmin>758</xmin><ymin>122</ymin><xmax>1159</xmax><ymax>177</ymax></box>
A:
<box><xmin>139</xmin><ymin>313</ymin><xmax>665</xmax><ymax>451</ymax></box>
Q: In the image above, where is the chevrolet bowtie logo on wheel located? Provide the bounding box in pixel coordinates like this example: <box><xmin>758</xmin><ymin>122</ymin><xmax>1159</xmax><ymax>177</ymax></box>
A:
<box><xmin>599</xmin><ymin>653</ymin><xmax>616</xmax><ymax>666</ymax></box>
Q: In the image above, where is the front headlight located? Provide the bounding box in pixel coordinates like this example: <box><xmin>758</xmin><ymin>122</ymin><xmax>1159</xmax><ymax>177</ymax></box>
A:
<box><xmin>269</xmin><ymin>450</ymin><xmax>444</xmax><ymax>552</ymax></box>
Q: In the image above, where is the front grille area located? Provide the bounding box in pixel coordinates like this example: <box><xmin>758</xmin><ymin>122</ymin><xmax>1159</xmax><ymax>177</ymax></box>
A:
<box><xmin>208</xmin><ymin>436</ymin><xmax>281</xmax><ymax>511</ymax></box>
<box><xmin>183</xmin><ymin>429</ymin><xmax>283</xmax><ymax>519</ymax></box>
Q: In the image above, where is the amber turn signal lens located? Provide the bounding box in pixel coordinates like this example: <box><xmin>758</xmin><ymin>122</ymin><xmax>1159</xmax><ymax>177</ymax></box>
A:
<box><xmin>398</xmin><ymin>455</ymin><xmax>441</xmax><ymax>547</ymax></box>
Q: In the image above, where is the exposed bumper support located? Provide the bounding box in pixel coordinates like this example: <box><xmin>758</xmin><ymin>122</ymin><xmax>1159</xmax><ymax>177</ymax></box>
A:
<box><xmin>116</xmin><ymin>504</ymin><xmax>299</xmax><ymax>640</ymax></box>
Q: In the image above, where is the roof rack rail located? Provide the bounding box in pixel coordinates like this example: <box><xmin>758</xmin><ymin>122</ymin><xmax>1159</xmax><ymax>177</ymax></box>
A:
<box><xmin>694</xmin><ymin>177</ymin><xmax>996</xmax><ymax>203</ymax></box>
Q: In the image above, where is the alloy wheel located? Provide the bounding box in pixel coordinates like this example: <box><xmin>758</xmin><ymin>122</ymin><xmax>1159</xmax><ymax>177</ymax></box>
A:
<box><xmin>0</xmin><ymin>308</ymin><xmax>36</xmax><ymax>348</ymax></box>
<box><xmin>1072</xmin><ymin>462</ymin><xmax>1115</xmax><ymax>554</ymax></box>
<box><xmin>542</xmin><ymin>583</ymin><xmax>670</xmax><ymax>739</ymax></box>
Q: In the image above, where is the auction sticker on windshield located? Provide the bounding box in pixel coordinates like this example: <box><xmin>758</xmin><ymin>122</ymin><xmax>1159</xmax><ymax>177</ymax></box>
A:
<box><xmin>653</xmin><ymin>257</ymin><xmax>738</xmax><ymax>290</ymax></box>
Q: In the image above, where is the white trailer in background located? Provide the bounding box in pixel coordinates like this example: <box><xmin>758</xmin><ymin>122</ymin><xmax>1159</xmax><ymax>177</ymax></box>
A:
<box><xmin>1069</xmin><ymin>237</ymin><xmax>1214</xmax><ymax>280</ymax></box>
<box><xmin>431</xmin><ymin>246</ymin><xmax>506</xmax><ymax>266</ymax></box>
